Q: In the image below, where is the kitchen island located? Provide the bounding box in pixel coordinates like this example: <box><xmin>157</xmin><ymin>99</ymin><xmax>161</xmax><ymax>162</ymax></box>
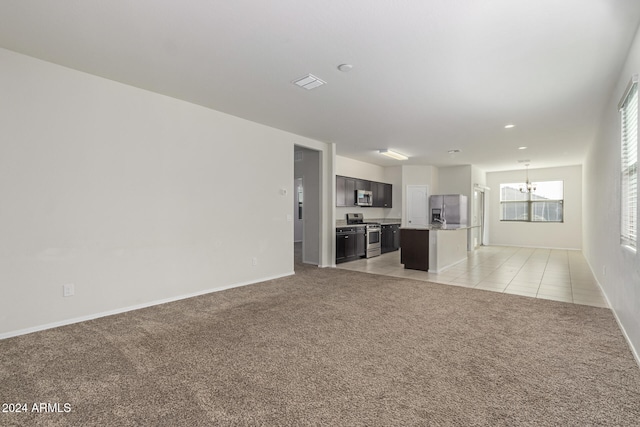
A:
<box><xmin>400</xmin><ymin>225</ymin><xmax>472</xmax><ymax>273</ymax></box>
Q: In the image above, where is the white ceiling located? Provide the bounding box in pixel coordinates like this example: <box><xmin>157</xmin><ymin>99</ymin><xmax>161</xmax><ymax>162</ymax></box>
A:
<box><xmin>1</xmin><ymin>1</ymin><xmax>639</xmax><ymax>172</ymax></box>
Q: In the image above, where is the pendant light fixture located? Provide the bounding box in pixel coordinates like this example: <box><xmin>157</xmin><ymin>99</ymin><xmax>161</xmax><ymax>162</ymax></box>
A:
<box><xmin>519</xmin><ymin>164</ymin><xmax>536</xmax><ymax>193</ymax></box>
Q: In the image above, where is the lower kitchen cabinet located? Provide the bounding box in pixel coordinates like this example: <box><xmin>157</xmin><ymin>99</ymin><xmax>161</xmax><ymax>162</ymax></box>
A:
<box><xmin>381</xmin><ymin>224</ymin><xmax>400</xmax><ymax>253</ymax></box>
<box><xmin>336</xmin><ymin>226</ymin><xmax>366</xmax><ymax>264</ymax></box>
<box><xmin>400</xmin><ymin>228</ymin><xmax>429</xmax><ymax>271</ymax></box>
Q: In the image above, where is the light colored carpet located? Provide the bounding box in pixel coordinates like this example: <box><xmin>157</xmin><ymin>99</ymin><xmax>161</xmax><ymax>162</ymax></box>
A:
<box><xmin>1</xmin><ymin>261</ymin><xmax>639</xmax><ymax>426</ymax></box>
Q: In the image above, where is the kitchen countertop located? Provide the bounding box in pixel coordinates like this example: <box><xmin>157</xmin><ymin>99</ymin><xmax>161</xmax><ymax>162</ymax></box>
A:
<box><xmin>336</xmin><ymin>218</ymin><xmax>401</xmax><ymax>227</ymax></box>
<box><xmin>401</xmin><ymin>224</ymin><xmax>478</xmax><ymax>231</ymax></box>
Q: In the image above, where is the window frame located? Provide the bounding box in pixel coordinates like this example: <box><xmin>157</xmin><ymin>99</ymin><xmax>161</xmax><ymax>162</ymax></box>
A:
<box><xmin>619</xmin><ymin>75</ymin><xmax>638</xmax><ymax>251</ymax></box>
<box><xmin>499</xmin><ymin>181</ymin><xmax>564</xmax><ymax>223</ymax></box>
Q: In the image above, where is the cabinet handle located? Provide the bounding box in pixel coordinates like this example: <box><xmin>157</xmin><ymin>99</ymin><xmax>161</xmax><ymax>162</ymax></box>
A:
<box><xmin>345</xmin><ymin>236</ymin><xmax>349</xmax><ymax>239</ymax></box>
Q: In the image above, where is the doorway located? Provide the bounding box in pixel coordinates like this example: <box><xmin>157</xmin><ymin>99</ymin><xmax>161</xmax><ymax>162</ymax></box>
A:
<box><xmin>473</xmin><ymin>188</ymin><xmax>486</xmax><ymax>248</ymax></box>
<box><xmin>294</xmin><ymin>146</ymin><xmax>321</xmax><ymax>266</ymax></box>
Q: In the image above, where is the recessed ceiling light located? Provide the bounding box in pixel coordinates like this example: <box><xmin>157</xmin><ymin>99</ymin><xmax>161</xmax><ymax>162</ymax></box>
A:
<box><xmin>448</xmin><ymin>149</ymin><xmax>461</xmax><ymax>154</ymax></box>
<box><xmin>379</xmin><ymin>149</ymin><xmax>408</xmax><ymax>160</ymax></box>
<box><xmin>292</xmin><ymin>74</ymin><xmax>326</xmax><ymax>90</ymax></box>
<box><xmin>505</xmin><ymin>124</ymin><xmax>515</xmax><ymax>129</ymax></box>
<box><xmin>518</xmin><ymin>146</ymin><xmax>528</xmax><ymax>150</ymax></box>
<box><xmin>337</xmin><ymin>64</ymin><xmax>353</xmax><ymax>72</ymax></box>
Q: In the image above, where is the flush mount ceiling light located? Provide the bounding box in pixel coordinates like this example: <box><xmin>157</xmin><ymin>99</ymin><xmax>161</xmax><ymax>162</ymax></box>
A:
<box><xmin>292</xmin><ymin>74</ymin><xmax>326</xmax><ymax>90</ymax></box>
<box><xmin>379</xmin><ymin>149</ymin><xmax>408</xmax><ymax>160</ymax></box>
<box><xmin>505</xmin><ymin>124</ymin><xmax>516</xmax><ymax>129</ymax></box>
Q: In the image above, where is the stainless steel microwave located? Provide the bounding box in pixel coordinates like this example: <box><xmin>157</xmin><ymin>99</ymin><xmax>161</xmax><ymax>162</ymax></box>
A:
<box><xmin>356</xmin><ymin>190</ymin><xmax>373</xmax><ymax>206</ymax></box>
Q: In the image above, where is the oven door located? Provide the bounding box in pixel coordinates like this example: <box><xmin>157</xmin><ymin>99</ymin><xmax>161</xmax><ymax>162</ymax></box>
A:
<box><xmin>366</xmin><ymin>227</ymin><xmax>382</xmax><ymax>258</ymax></box>
<box><xmin>368</xmin><ymin>229</ymin><xmax>380</xmax><ymax>245</ymax></box>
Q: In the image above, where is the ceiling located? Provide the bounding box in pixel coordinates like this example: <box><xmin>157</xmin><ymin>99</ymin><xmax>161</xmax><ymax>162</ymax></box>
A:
<box><xmin>1</xmin><ymin>1</ymin><xmax>639</xmax><ymax>172</ymax></box>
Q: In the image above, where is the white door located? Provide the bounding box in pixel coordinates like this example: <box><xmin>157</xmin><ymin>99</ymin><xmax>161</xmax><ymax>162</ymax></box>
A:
<box><xmin>406</xmin><ymin>185</ymin><xmax>429</xmax><ymax>227</ymax></box>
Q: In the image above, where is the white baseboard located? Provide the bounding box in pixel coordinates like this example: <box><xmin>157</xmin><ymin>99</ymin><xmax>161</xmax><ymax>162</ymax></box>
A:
<box><xmin>585</xmin><ymin>263</ymin><xmax>640</xmax><ymax>370</ymax></box>
<box><xmin>0</xmin><ymin>271</ymin><xmax>295</xmax><ymax>340</ymax></box>
<box><xmin>489</xmin><ymin>243</ymin><xmax>582</xmax><ymax>251</ymax></box>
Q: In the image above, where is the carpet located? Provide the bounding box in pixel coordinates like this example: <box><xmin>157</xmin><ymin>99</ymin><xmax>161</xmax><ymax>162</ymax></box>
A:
<box><xmin>1</xmin><ymin>263</ymin><xmax>639</xmax><ymax>426</ymax></box>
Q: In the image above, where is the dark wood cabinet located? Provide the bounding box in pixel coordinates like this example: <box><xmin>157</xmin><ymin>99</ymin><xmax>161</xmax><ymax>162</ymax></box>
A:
<box><xmin>336</xmin><ymin>175</ymin><xmax>392</xmax><ymax>208</ymax></box>
<box><xmin>372</xmin><ymin>182</ymin><xmax>384</xmax><ymax>207</ymax></box>
<box><xmin>336</xmin><ymin>176</ymin><xmax>357</xmax><ymax>207</ymax></box>
<box><xmin>336</xmin><ymin>226</ymin><xmax>366</xmax><ymax>263</ymax></box>
<box><xmin>355</xmin><ymin>179</ymin><xmax>370</xmax><ymax>191</ymax></box>
<box><xmin>372</xmin><ymin>182</ymin><xmax>393</xmax><ymax>208</ymax></box>
<box><xmin>400</xmin><ymin>228</ymin><xmax>429</xmax><ymax>271</ymax></box>
<box><xmin>383</xmin><ymin>183</ymin><xmax>392</xmax><ymax>208</ymax></box>
<box><xmin>381</xmin><ymin>224</ymin><xmax>400</xmax><ymax>253</ymax></box>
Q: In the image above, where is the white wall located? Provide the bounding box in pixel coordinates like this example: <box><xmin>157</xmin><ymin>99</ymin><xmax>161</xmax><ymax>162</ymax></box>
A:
<box><xmin>336</xmin><ymin>156</ymin><xmax>386</xmax><ymax>182</ymax></box>
<box><xmin>584</xmin><ymin>24</ymin><xmax>640</xmax><ymax>361</ymax></box>
<box><xmin>0</xmin><ymin>48</ymin><xmax>333</xmax><ymax>337</ymax></box>
<box><xmin>472</xmin><ymin>165</ymin><xmax>487</xmax><ymax>189</ymax></box>
<box><xmin>438</xmin><ymin>165</ymin><xmax>472</xmax><ymax>196</ymax></box>
<box><xmin>486</xmin><ymin>165</ymin><xmax>583</xmax><ymax>249</ymax></box>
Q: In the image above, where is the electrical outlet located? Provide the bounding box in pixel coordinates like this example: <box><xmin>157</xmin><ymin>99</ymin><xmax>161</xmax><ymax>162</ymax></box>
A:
<box><xmin>252</xmin><ymin>257</ymin><xmax>258</xmax><ymax>266</ymax></box>
<box><xmin>63</xmin><ymin>283</ymin><xmax>74</xmax><ymax>297</ymax></box>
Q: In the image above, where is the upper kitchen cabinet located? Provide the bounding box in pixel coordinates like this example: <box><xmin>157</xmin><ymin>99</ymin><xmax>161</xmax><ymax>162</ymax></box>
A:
<box><xmin>372</xmin><ymin>182</ymin><xmax>392</xmax><ymax>208</ymax></box>
<box><xmin>336</xmin><ymin>175</ymin><xmax>392</xmax><ymax>208</ymax></box>
<box><xmin>336</xmin><ymin>176</ymin><xmax>356</xmax><ymax>207</ymax></box>
<box><xmin>355</xmin><ymin>179</ymin><xmax>371</xmax><ymax>191</ymax></box>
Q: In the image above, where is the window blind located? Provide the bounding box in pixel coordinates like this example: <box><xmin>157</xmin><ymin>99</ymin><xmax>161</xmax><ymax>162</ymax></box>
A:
<box><xmin>620</xmin><ymin>78</ymin><xmax>638</xmax><ymax>249</ymax></box>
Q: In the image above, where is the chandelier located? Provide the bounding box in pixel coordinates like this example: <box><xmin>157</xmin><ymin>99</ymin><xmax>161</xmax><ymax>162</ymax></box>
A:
<box><xmin>519</xmin><ymin>164</ymin><xmax>537</xmax><ymax>193</ymax></box>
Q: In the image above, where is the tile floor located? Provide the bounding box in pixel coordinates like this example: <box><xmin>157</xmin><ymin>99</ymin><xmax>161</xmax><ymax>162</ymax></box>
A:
<box><xmin>336</xmin><ymin>246</ymin><xmax>608</xmax><ymax>308</ymax></box>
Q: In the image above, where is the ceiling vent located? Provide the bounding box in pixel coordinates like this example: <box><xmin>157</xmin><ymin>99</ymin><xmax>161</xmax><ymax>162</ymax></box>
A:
<box><xmin>292</xmin><ymin>74</ymin><xmax>326</xmax><ymax>90</ymax></box>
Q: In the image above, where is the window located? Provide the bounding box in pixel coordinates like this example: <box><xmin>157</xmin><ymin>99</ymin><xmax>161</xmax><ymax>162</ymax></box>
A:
<box><xmin>500</xmin><ymin>181</ymin><xmax>564</xmax><ymax>222</ymax></box>
<box><xmin>620</xmin><ymin>76</ymin><xmax>638</xmax><ymax>249</ymax></box>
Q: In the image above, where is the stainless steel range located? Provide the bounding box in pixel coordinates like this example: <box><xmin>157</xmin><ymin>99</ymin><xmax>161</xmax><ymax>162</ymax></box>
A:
<box><xmin>346</xmin><ymin>213</ymin><xmax>381</xmax><ymax>258</ymax></box>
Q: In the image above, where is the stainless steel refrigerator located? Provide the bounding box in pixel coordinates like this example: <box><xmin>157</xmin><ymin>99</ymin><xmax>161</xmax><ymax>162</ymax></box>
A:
<box><xmin>429</xmin><ymin>194</ymin><xmax>468</xmax><ymax>225</ymax></box>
